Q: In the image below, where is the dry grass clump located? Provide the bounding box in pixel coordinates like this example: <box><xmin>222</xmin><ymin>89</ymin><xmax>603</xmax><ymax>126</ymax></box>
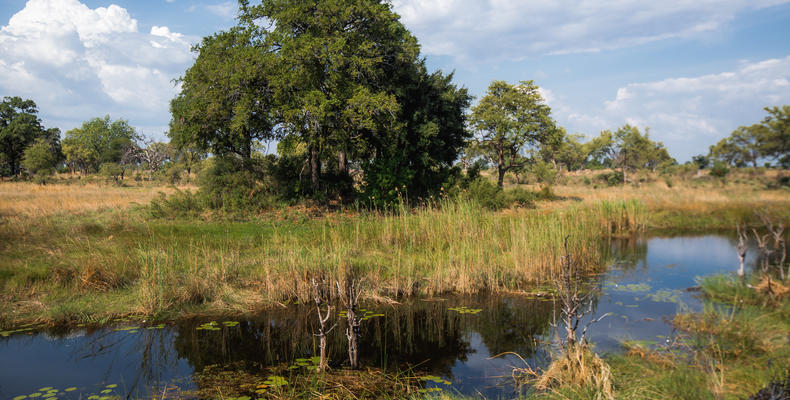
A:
<box><xmin>535</xmin><ymin>344</ymin><xmax>614</xmax><ymax>399</ymax></box>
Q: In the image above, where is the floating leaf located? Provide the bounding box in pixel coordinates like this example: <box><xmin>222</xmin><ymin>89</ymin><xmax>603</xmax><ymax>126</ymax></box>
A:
<box><xmin>12</xmin><ymin>395</ymin><xmax>27</xmax><ymax>400</ymax></box>
<box><xmin>64</xmin><ymin>388</ymin><xmax>77</xmax><ymax>392</ymax></box>
<box><xmin>105</xmin><ymin>384</ymin><xmax>117</xmax><ymax>389</ymax></box>
<box><xmin>38</xmin><ymin>388</ymin><xmax>53</xmax><ymax>392</ymax></box>
<box><xmin>100</xmin><ymin>389</ymin><xmax>112</xmax><ymax>394</ymax></box>
<box><xmin>611</xmin><ymin>283</ymin><xmax>651</xmax><ymax>292</ymax></box>
<box><xmin>28</xmin><ymin>394</ymin><xmax>41</xmax><ymax>398</ymax></box>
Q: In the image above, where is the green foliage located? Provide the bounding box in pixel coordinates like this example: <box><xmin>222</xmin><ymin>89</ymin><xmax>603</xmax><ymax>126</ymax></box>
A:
<box><xmin>62</xmin><ymin>115</ymin><xmax>136</xmax><ymax>174</ymax></box>
<box><xmin>469</xmin><ymin>80</ymin><xmax>558</xmax><ymax>187</ymax></box>
<box><xmin>169</xmin><ymin>28</ymin><xmax>276</xmax><ymax>163</ymax></box>
<box><xmin>460</xmin><ymin>178</ymin><xmax>537</xmax><ymax>210</ymax></box>
<box><xmin>0</xmin><ymin>97</ymin><xmax>58</xmax><ymax>176</ymax></box>
<box><xmin>531</xmin><ymin>159</ymin><xmax>559</xmax><ymax>186</ymax></box>
<box><xmin>197</xmin><ymin>156</ymin><xmax>274</xmax><ymax>212</ymax></box>
<box><xmin>596</xmin><ymin>171</ymin><xmax>624</xmax><ymax>186</ymax></box>
<box><xmin>587</xmin><ymin>125</ymin><xmax>674</xmax><ymax>182</ymax></box>
<box><xmin>98</xmin><ymin>162</ymin><xmax>124</xmax><ymax>183</ymax></box>
<box><xmin>709</xmin><ymin>161</ymin><xmax>730</xmax><ymax>178</ymax></box>
<box><xmin>21</xmin><ymin>138</ymin><xmax>58</xmax><ymax>175</ymax></box>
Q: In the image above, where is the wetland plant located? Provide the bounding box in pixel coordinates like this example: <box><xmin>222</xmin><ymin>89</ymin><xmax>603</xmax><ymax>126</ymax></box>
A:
<box><xmin>540</xmin><ymin>237</ymin><xmax>613</xmax><ymax>398</ymax></box>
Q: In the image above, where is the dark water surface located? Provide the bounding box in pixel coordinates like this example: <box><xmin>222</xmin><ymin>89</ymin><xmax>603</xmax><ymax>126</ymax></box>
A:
<box><xmin>0</xmin><ymin>235</ymin><xmax>757</xmax><ymax>399</ymax></box>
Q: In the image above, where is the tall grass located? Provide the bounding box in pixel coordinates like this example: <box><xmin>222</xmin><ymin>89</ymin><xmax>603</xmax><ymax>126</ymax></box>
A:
<box><xmin>0</xmin><ymin>198</ymin><xmax>645</xmax><ymax>326</ymax></box>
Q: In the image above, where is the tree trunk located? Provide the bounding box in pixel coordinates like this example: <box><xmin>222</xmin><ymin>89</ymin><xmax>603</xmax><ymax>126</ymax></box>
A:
<box><xmin>497</xmin><ymin>151</ymin><xmax>505</xmax><ymax>188</ymax></box>
<box><xmin>346</xmin><ymin>308</ymin><xmax>359</xmax><ymax>369</ymax></box>
<box><xmin>622</xmin><ymin>166</ymin><xmax>627</xmax><ymax>184</ymax></box>
<box><xmin>338</xmin><ymin>150</ymin><xmax>347</xmax><ymax>175</ymax></box>
<box><xmin>310</xmin><ymin>144</ymin><xmax>320</xmax><ymax>192</ymax></box>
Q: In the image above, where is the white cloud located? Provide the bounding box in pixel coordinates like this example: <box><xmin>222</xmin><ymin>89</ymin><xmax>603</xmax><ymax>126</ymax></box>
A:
<box><xmin>550</xmin><ymin>55</ymin><xmax>790</xmax><ymax>160</ymax></box>
<box><xmin>0</xmin><ymin>0</ymin><xmax>194</xmax><ymax>137</ymax></box>
<box><xmin>391</xmin><ymin>0</ymin><xmax>790</xmax><ymax>62</ymax></box>
<box><xmin>204</xmin><ymin>2</ymin><xmax>237</xmax><ymax>20</ymax></box>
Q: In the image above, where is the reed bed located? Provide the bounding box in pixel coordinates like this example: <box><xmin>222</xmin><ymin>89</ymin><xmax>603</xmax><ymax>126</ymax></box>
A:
<box><xmin>0</xmin><ymin>198</ymin><xmax>645</xmax><ymax>326</ymax></box>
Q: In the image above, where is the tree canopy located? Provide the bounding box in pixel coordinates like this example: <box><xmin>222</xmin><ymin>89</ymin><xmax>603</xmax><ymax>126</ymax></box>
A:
<box><xmin>62</xmin><ymin>115</ymin><xmax>137</xmax><ymax>174</ymax></box>
<box><xmin>708</xmin><ymin>106</ymin><xmax>790</xmax><ymax>168</ymax></box>
<box><xmin>586</xmin><ymin>125</ymin><xmax>674</xmax><ymax>183</ymax></box>
<box><xmin>0</xmin><ymin>96</ymin><xmax>57</xmax><ymax>176</ymax></box>
<box><xmin>169</xmin><ymin>0</ymin><xmax>470</xmax><ymax>204</ymax></box>
<box><xmin>469</xmin><ymin>80</ymin><xmax>558</xmax><ymax>187</ymax></box>
<box><xmin>169</xmin><ymin>27</ymin><xmax>277</xmax><ymax>166</ymax></box>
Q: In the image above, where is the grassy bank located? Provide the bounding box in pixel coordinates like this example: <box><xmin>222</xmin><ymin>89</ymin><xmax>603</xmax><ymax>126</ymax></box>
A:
<box><xmin>0</xmin><ymin>198</ymin><xmax>644</xmax><ymax>328</ymax></box>
<box><xmin>2</xmin><ymin>180</ymin><xmax>789</xmax><ymax>329</ymax></box>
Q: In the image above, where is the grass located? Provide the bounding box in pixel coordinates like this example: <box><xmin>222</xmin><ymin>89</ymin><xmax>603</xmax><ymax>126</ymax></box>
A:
<box><xmin>0</xmin><ymin>180</ymin><xmax>193</xmax><ymax>217</ymax></box>
<box><xmin>0</xmin><ymin>197</ymin><xmax>645</xmax><ymax>328</ymax></box>
<box><xmin>1</xmin><ymin>177</ymin><xmax>789</xmax><ymax>330</ymax></box>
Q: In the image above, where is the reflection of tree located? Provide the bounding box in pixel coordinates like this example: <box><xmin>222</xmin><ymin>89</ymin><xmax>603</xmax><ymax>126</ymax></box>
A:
<box><xmin>60</xmin><ymin>327</ymin><xmax>183</xmax><ymax>394</ymax></box>
<box><xmin>610</xmin><ymin>237</ymin><xmax>648</xmax><ymax>272</ymax></box>
<box><xmin>467</xmin><ymin>296</ymin><xmax>553</xmax><ymax>358</ymax></box>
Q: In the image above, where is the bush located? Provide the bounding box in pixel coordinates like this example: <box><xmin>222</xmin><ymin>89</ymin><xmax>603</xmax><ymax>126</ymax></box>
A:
<box><xmin>99</xmin><ymin>162</ymin><xmax>124</xmax><ymax>184</ymax></box>
<box><xmin>149</xmin><ymin>190</ymin><xmax>203</xmax><ymax>219</ymax></box>
<box><xmin>710</xmin><ymin>161</ymin><xmax>730</xmax><ymax>178</ymax></box>
<box><xmin>464</xmin><ymin>178</ymin><xmax>507</xmax><ymax>210</ymax></box>
<box><xmin>197</xmin><ymin>156</ymin><xmax>275</xmax><ymax>212</ymax></box>
<box><xmin>596</xmin><ymin>171</ymin><xmax>624</xmax><ymax>186</ymax></box>
<box><xmin>504</xmin><ymin>187</ymin><xmax>536</xmax><ymax>208</ymax></box>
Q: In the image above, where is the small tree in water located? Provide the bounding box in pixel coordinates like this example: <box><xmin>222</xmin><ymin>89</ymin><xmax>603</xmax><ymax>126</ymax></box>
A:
<box><xmin>311</xmin><ymin>277</ymin><xmax>335</xmax><ymax>372</ymax></box>
<box><xmin>532</xmin><ymin>237</ymin><xmax>614</xmax><ymax>398</ymax></box>
<box><xmin>337</xmin><ymin>267</ymin><xmax>364</xmax><ymax>369</ymax></box>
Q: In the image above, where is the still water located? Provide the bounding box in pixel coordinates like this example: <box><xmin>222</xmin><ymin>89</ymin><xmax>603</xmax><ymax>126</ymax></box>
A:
<box><xmin>0</xmin><ymin>235</ymin><xmax>756</xmax><ymax>399</ymax></box>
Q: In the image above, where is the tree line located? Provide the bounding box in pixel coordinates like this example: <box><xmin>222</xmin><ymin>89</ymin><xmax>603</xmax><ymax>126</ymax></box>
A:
<box><xmin>2</xmin><ymin>0</ymin><xmax>789</xmax><ymax>206</ymax></box>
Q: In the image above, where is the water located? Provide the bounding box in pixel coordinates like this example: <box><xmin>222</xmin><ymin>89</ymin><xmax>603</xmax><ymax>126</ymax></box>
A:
<box><xmin>0</xmin><ymin>235</ymin><xmax>758</xmax><ymax>399</ymax></box>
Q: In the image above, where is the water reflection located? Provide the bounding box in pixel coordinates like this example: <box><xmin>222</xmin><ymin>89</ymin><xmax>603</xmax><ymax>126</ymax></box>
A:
<box><xmin>0</xmin><ymin>234</ymin><xmax>766</xmax><ymax>399</ymax></box>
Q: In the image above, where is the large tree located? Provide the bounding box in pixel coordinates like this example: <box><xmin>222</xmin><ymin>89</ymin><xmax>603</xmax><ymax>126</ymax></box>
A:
<box><xmin>0</xmin><ymin>96</ymin><xmax>52</xmax><ymax>176</ymax></box>
<box><xmin>169</xmin><ymin>27</ymin><xmax>277</xmax><ymax>168</ymax></box>
<box><xmin>239</xmin><ymin>0</ymin><xmax>421</xmax><ymax>192</ymax></box>
<box><xmin>62</xmin><ymin>115</ymin><xmax>137</xmax><ymax>174</ymax></box>
<box><xmin>469</xmin><ymin>80</ymin><xmax>558</xmax><ymax>187</ymax></box>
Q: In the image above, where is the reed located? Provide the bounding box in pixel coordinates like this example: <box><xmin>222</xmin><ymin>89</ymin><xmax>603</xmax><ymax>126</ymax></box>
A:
<box><xmin>0</xmin><ymin>198</ymin><xmax>644</xmax><ymax>326</ymax></box>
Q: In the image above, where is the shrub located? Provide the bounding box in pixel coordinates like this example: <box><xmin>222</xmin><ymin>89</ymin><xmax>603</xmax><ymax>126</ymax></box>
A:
<box><xmin>464</xmin><ymin>178</ymin><xmax>507</xmax><ymax>210</ymax></box>
<box><xmin>710</xmin><ymin>161</ymin><xmax>730</xmax><ymax>179</ymax></box>
<box><xmin>504</xmin><ymin>187</ymin><xmax>536</xmax><ymax>208</ymax></box>
<box><xmin>596</xmin><ymin>171</ymin><xmax>624</xmax><ymax>186</ymax></box>
<box><xmin>99</xmin><ymin>162</ymin><xmax>124</xmax><ymax>184</ymax></box>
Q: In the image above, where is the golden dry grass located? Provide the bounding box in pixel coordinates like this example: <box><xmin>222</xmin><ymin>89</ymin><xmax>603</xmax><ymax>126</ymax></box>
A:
<box><xmin>0</xmin><ymin>181</ymin><xmax>196</xmax><ymax>218</ymax></box>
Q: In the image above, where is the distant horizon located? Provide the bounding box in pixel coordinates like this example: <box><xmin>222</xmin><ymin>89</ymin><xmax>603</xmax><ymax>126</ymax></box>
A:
<box><xmin>2</xmin><ymin>0</ymin><xmax>790</xmax><ymax>162</ymax></box>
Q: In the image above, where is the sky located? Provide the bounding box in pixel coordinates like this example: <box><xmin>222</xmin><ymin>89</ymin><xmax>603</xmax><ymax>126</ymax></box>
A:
<box><xmin>1</xmin><ymin>0</ymin><xmax>790</xmax><ymax>161</ymax></box>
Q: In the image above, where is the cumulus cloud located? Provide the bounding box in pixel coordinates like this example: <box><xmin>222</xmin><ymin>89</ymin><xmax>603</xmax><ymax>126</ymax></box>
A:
<box><xmin>552</xmin><ymin>55</ymin><xmax>790</xmax><ymax>160</ymax></box>
<box><xmin>0</xmin><ymin>0</ymin><xmax>194</xmax><ymax>136</ymax></box>
<box><xmin>391</xmin><ymin>0</ymin><xmax>790</xmax><ymax>62</ymax></box>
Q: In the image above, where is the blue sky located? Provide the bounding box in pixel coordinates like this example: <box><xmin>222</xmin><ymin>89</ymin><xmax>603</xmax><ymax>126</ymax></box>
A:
<box><xmin>2</xmin><ymin>0</ymin><xmax>790</xmax><ymax>161</ymax></box>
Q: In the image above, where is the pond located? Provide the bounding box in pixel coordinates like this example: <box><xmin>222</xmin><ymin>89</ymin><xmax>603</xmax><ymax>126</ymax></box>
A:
<box><xmin>0</xmin><ymin>234</ymin><xmax>759</xmax><ymax>399</ymax></box>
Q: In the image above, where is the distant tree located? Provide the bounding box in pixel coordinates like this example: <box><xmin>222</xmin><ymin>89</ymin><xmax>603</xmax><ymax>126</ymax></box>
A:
<box><xmin>470</xmin><ymin>80</ymin><xmax>558</xmax><ymax>187</ymax></box>
<box><xmin>21</xmin><ymin>138</ymin><xmax>58</xmax><ymax>175</ymax></box>
<box><xmin>587</xmin><ymin>125</ymin><xmax>674</xmax><ymax>183</ymax></box>
<box><xmin>692</xmin><ymin>154</ymin><xmax>710</xmax><ymax>169</ymax></box>
<box><xmin>708</xmin><ymin>124</ymin><xmax>767</xmax><ymax>168</ymax></box>
<box><xmin>169</xmin><ymin>27</ymin><xmax>277</xmax><ymax>170</ymax></box>
<box><xmin>540</xmin><ymin>129</ymin><xmax>589</xmax><ymax>172</ymax></box>
<box><xmin>760</xmin><ymin>105</ymin><xmax>790</xmax><ymax>168</ymax></box>
<box><xmin>62</xmin><ymin>116</ymin><xmax>137</xmax><ymax>174</ymax></box>
<box><xmin>709</xmin><ymin>161</ymin><xmax>730</xmax><ymax>179</ymax></box>
<box><xmin>0</xmin><ymin>96</ymin><xmax>53</xmax><ymax>176</ymax></box>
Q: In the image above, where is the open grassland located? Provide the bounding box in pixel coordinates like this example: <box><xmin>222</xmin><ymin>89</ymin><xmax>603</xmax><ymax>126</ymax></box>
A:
<box><xmin>1</xmin><ymin>179</ymin><xmax>789</xmax><ymax>329</ymax></box>
<box><xmin>0</xmin><ymin>181</ymin><xmax>195</xmax><ymax>217</ymax></box>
